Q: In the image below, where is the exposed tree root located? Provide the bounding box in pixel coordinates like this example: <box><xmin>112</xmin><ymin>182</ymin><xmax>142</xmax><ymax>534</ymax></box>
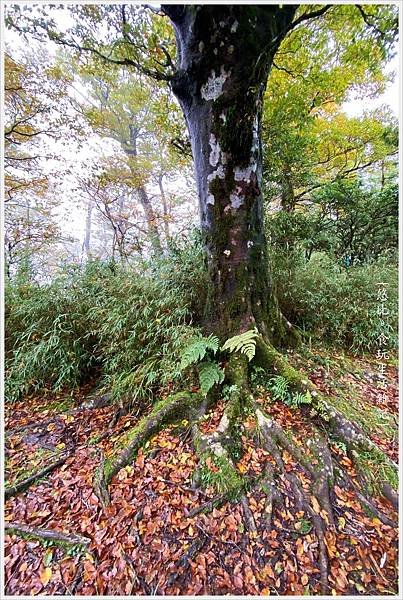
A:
<box><xmin>167</xmin><ymin>534</ymin><xmax>208</xmax><ymax>588</ymax></box>
<box><xmin>187</xmin><ymin>495</ymin><xmax>226</xmax><ymax>518</ymax></box>
<box><xmin>240</xmin><ymin>495</ymin><xmax>258</xmax><ymax>533</ymax></box>
<box><xmin>189</xmin><ymin>355</ymin><xmax>250</xmax><ymax>499</ymax></box>
<box><xmin>93</xmin><ymin>391</ymin><xmax>202</xmax><ymax>506</ymax></box>
<box><xmin>5</xmin><ymin>453</ymin><xmax>70</xmax><ymax>500</ymax></box>
<box><xmin>86</xmin><ymin>333</ymin><xmax>397</xmax><ymax>595</ymax></box>
<box><xmin>91</xmin><ymin>405</ymin><xmax>130</xmax><ymax>445</ymax></box>
<box><xmin>335</xmin><ymin>467</ymin><xmax>397</xmax><ymax>528</ymax></box>
<box><xmin>382</xmin><ymin>483</ymin><xmax>398</xmax><ymax>511</ymax></box>
<box><xmin>254</xmin><ymin>337</ymin><xmax>398</xmax><ymax>502</ymax></box>
<box><xmin>255</xmin><ymin>407</ymin><xmax>330</xmax><ymax>593</ymax></box>
<box><xmin>190</xmin><ymin>410</ymin><xmax>244</xmax><ymax>499</ymax></box>
<box><xmin>258</xmin><ymin>462</ymin><xmax>280</xmax><ymax>532</ymax></box>
<box><xmin>5</xmin><ymin>522</ymin><xmax>90</xmax><ymax>547</ymax></box>
<box><xmin>6</xmin><ymin>415</ymin><xmax>60</xmax><ymax>438</ymax></box>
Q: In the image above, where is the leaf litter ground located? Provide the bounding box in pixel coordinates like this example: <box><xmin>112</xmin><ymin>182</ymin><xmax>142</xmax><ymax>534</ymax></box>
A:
<box><xmin>4</xmin><ymin>350</ymin><xmax>398</xmax><ymax>596</ymax></box>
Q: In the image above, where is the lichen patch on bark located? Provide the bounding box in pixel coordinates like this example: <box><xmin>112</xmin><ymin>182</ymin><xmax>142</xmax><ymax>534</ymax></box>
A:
<box><xmin>200</xmin><ymin>67</ymin><xmax>231</xmax><ymax>101</ymax></box>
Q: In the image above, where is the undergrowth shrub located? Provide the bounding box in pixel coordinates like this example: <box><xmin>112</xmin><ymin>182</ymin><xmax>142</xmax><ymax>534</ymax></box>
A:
<box><xmin>5</xmin><ymin>262</ymin><xmax>103</xmax><ymax>401</ymax></box>
<box><xmin>5</xmin><ymin>235</ymin><xmax>208</xmax><ymax>403</ymax></box>
<box><xmin>273</xmin><ymin>250</ymin><xmax>398</xmax><ymax>353</ymax></box>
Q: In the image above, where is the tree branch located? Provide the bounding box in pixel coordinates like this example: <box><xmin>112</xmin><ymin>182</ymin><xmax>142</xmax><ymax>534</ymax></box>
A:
<box><xmin>355</xmin><ymin>5</ymin><xmax>387</xmax><ymax>37</ymax></box>
<box><xmin>160</xmin><ymin>5</ymin><xmax>188</xmax><ymax>23</ymax></box>
<box><xmin>291</xmin><ymin>5</ymin><xmax>332</xmax><ymax>29</ymax></box>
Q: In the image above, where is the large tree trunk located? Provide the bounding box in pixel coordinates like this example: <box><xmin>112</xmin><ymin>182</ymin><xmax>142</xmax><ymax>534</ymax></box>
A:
<box><xmin>164</xmin><ymin>5</ymin><xmax>297</xmax><ymax>340</ymax></box>
<box><xmin>92</xmin><ymin>11</ymin><xmax>397</xmax><ymax>594</ymax></box>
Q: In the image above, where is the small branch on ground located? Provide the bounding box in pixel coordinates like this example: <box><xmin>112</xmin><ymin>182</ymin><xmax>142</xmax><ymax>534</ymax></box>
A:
<box><xmin>5</xmin><ymin>454</ymin><xmax>71</xmax><ymax>500</ymax></box>
<box><xmin>5</xmin><ymin>522</ymin><xmax>90</xmax><ymax>547</ymax></box>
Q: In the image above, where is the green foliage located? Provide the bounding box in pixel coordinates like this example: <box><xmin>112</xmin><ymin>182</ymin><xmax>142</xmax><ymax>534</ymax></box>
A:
<box><xmin>179</xmin><ymin>334</ymin><xmax>223</xmax><ymax>395</ymax></box>
<box><xmin>263</xmin><ymin>3</ymin><xmax>398</xmax><ymax>207</ymax></box>
<box><xmin>272</xmin><ymin>250</ymin><xmax>398</xmax><ymax>354</ymax></box>
<box><xmin>199</xmin><ymin>453</ymin><xmax>243</xmax><ymax>499</ymax></box>
<box><xmin>250</xmin><ymin>365</ymin><xmax>270</xmax><ymax>391</ymax></box>
<box><xmin>285</xmin><ymin>390</ymin><xmax>312</xmax><ymax>409</ymax></box>
<box><xmin>268</xmin><ymin>375</ymin><xmax>289</xmax><ymax>401</ymax></box>
<box><xmin>222</xmin><ymin>384</ymin><xmax>240</xmax><ymax>402</ymax></box>
<box><xmin>5</xmin><ymin>256</ymin><xmax>200</xmax><ymax>404</ymax></box>
<box><xmin>267</xmin><ymin>180</ymin><xmax>398</xmax><ymax>265</ymax></box>
<box><xmin>155</xmin><ymin>231</ymin><xmax>209</xmax><ymax>321</ymax></box>
<box><xmin>352</xmin><ymin>447</ymin><xmax>398</xmax><ymax>495</ymax></box>
<box><xmin>198</xmin><ymin>361</ymin><xmax>225</xmax><ymax>395</ymax></box>
<box><xmin>332</xmin><ymin>440</ymin><xmax>347</xmax><ymax>455</ymax></box>
<box><xmin>297</xmin><ymin>518</ymin><xmax>312</xmax><ymax>535</ymax></box>
<box><xmin>267</xmin><ymin>376</ymin><xmax>312</xmax><ymax>409</ymax></box>
<box><xmin>180</xmin><ymin>334</ymin><xmax>220</xmax><ymax>370</ymax></box>
<box><xmin>221</xmin><ymin>328</ymin><xmax>259</xmax><ymax>362</ymax></box>
<box><xmin>179</xmin><ymin>327</ymin><xmax>261</xmax><ymax>395</ymax></box>
<box><xmin>5</xmin><ymin>233</ymin><xmax>210</xmax><ymax>404</ymax></box>
<box><xmin>311</xmin><ymin>180</ymin><xmax>398</xmax><ymax>264</ymax></box>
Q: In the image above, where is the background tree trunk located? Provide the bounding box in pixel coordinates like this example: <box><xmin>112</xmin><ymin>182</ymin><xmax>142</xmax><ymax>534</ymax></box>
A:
<box><xmin>83</xmin><ymin>198</ymin><xmax>93</xmax><ymax>258</ymax></box>
<box><xmin>165</xmin><ymin>5</ymin><xmax>297</xmax><ymax>340</ymax></box>
<box><xmin>137</xmin><ymin>186</ymin><xmax>163</xmax><ymax>255</ymax></box>
<box><xmin>158</xmin><ymin>174</ymin><xmax>171</xmax><ymax>245</ymax></box>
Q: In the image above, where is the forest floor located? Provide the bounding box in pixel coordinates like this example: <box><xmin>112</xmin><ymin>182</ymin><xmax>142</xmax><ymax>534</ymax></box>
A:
<box><xmin>4</xmin><ymin>347</ymin><xmax>399</xmax><ymax>596</ymax></box>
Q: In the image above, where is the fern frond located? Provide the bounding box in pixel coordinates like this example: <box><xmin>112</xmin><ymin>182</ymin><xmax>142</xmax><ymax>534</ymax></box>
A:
<box><xmin>180</xmin><ymin>334</ymin><xmax>220</xmax><ymax>370</ymax></box>
<box><xmin>269</xmin><ymin>375</ymin><xmax>289</xmax><ymax>401</ymax></box>
<box><xmin>221</xmin><ymin>327</ymin><xmax>259</xmax><ymax>361</ymax></box>
<box><xmin>198</xmin><ymin>361</ymin><xmax>225</xmax><ymax>395</ymax></box>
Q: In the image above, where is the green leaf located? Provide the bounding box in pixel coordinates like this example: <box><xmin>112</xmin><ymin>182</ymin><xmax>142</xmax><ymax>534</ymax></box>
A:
<box><xmin>221</xmin><ymin>328</ymin><xmax>259</xmax><ymax>361</ymax></box>
<box><xmin>180</xmin><ymin>334</ymin><xmax>220</xmax><ymax>370</ymax></box>
<box><xmin>43</xmin><ymin>549</ymin><xmax>53</xmax><ymax>567</ymax></box>
<box><xmin>198</xmin><ymin>361</ymin><xmax>225</xmax><ymax>395</ymax></box>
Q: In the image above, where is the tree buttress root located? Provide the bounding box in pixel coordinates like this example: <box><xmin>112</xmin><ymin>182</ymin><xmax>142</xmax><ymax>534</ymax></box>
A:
<box><xmin>93</xmin><ymin>339</ymin><xmax>398</xmax><ymax>594</ymax></box>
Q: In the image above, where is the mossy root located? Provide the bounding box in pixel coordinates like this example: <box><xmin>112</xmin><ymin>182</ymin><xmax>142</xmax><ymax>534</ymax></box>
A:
<box><xmin>93</xmin><ymin>391</ymin><xmax>202</xmax><ymax>506</ymax></box>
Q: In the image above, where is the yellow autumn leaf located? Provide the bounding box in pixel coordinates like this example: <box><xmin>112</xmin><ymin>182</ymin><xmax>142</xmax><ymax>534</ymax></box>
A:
<box><xmin>311</xmin><ymin>496</ymin><xmax>321</xmax><ymax>514</ymax></box>
<box><xmin>338</xmin><ymin>516</ymin><xmax>346</xmax><ymax>530</ymax></box>
<box><xmin>40</xmin><ymin>567</ymin><xmax>52</xmax><ymax>586</ymax></box>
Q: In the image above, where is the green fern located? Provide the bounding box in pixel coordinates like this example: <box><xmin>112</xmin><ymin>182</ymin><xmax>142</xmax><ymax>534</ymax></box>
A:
<box><xmin>198</xmin><ymin>361</ymin><xmax>225</xmax><ymax>395</ymax></box>
<box><xmin>180</xmin><ymin>334</ymin><xmax>220</xmax><ymax>370</ymax></box>
<box><xmin>285</xmin><ymin>390</ymin><xmax>312</xmax><ymax>408</ymax></box>
<box><xmin>268</xmin><ymin>375</ymin><xmax>289</xmax><ymax>401</ymax></box>
<box><xmin>221</xmin><ymin>327</ymin><xmax>259</xmax><ymax>361</ymax></box>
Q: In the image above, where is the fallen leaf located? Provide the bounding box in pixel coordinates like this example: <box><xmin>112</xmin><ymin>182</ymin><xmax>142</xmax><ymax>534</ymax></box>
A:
<box><xmin>40</xmin><ymin>567</ymin><xmax>52</xmax><ymax>586</ymax></box>
<box><xmin>311</xmin><ymin>496</ymin><xmax>321</xmax><ymax>514</ymax></box>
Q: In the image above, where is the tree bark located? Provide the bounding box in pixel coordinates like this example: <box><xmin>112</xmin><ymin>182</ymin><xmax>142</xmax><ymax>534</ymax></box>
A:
<box><xmin>137</xmin><ymin>186</ymin><xmax>163</xmax><ymax>255</ymax></box>
<box><xmin>158</xmin><ymin>174</ymin><xmax>171</xmax><ymax>244</ymax></box>
<box><xmin>164</xmin><ymin>5</ymin><xmax>297</xmax><ymax>340</ymax></box>
<box><xmin>83</xmin><ymin>198</ymin><xmax>93</xmax><ymax>258</ymax></box>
